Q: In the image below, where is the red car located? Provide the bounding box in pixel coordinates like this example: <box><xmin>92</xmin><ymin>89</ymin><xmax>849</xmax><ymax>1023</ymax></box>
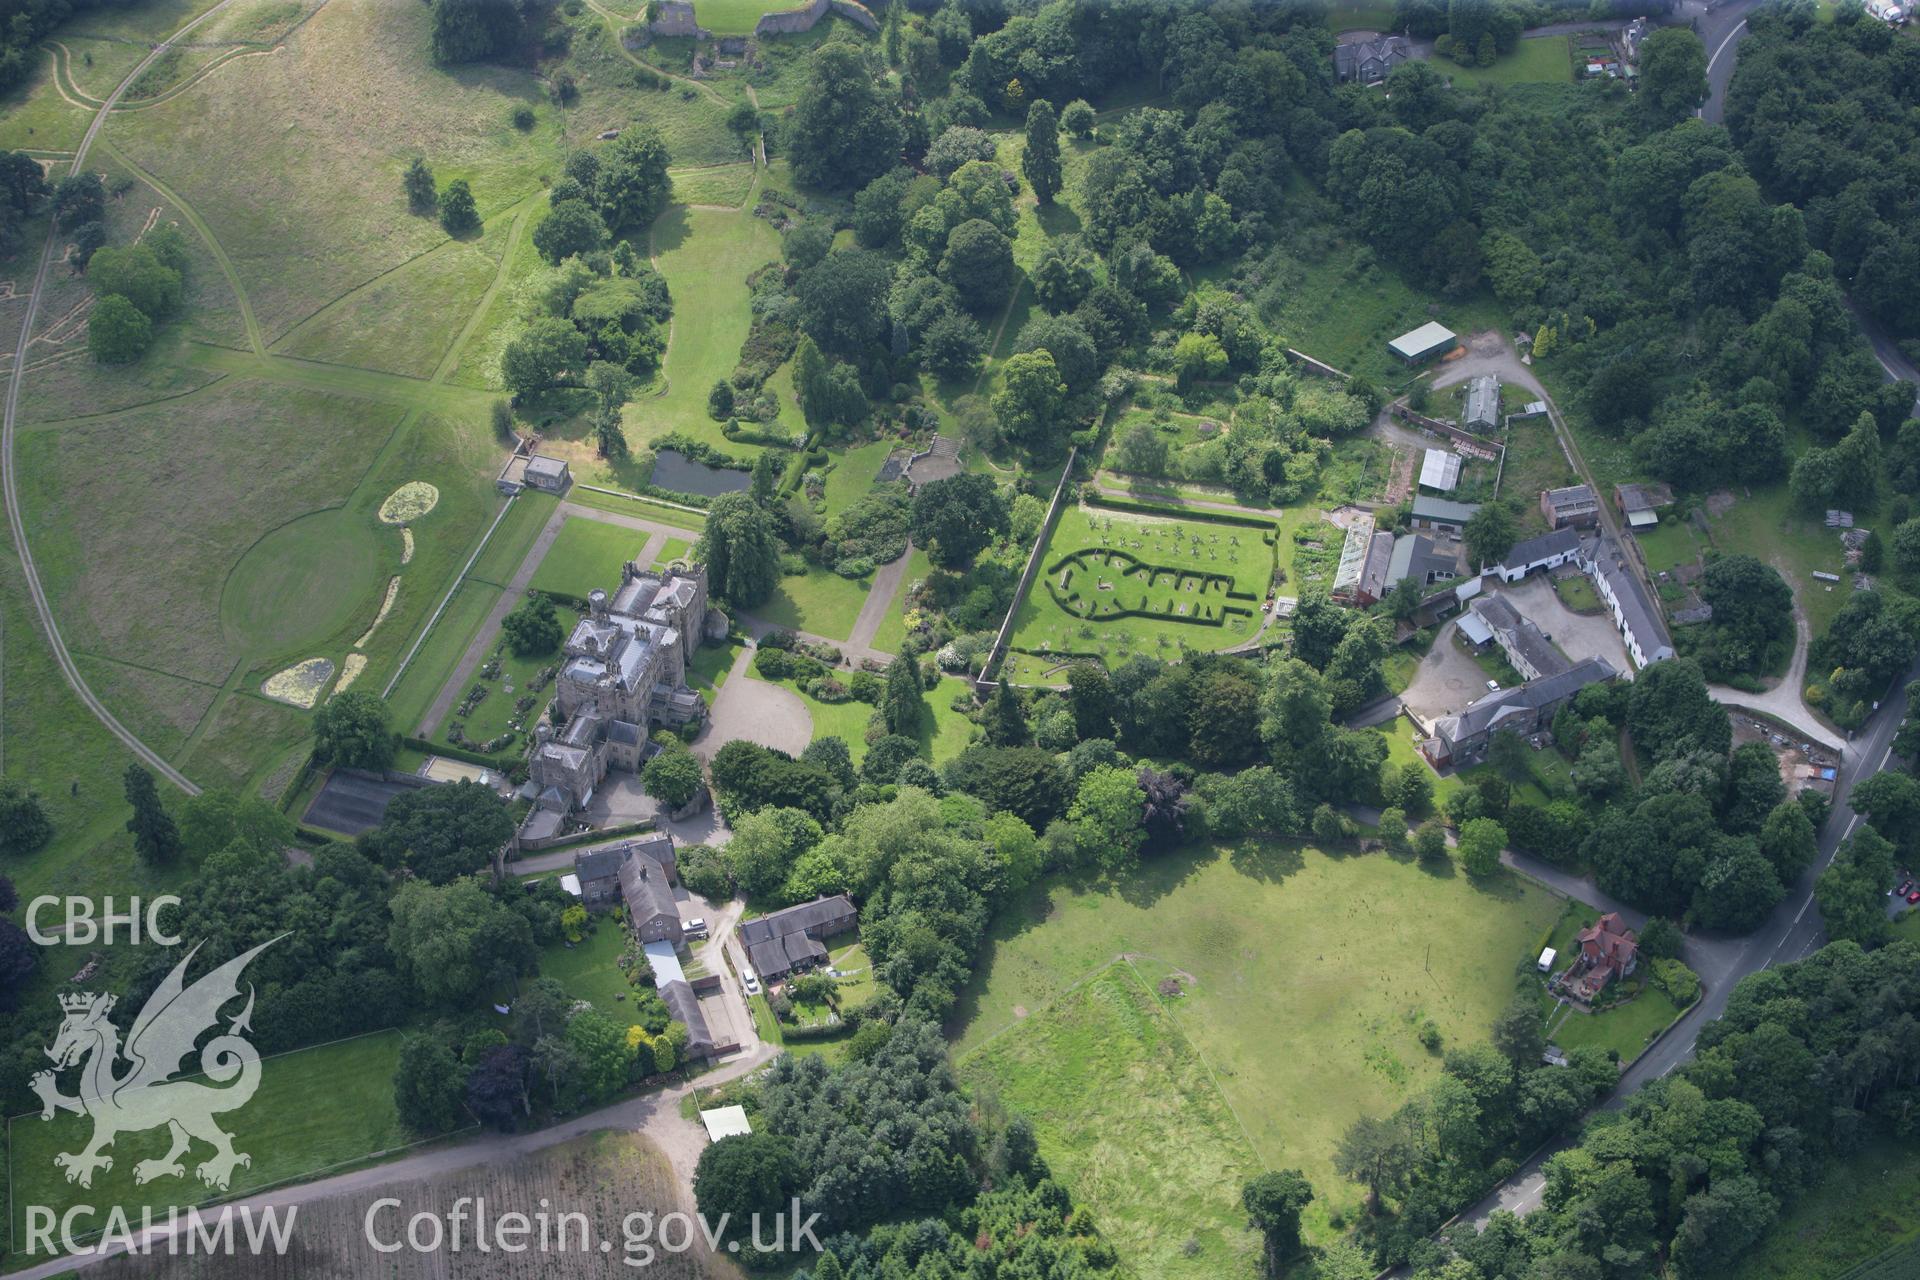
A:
<box><xmin>1908</xmin><ymin>891</ymin><xmax>1920</xmax><ymax>905</ymax></box>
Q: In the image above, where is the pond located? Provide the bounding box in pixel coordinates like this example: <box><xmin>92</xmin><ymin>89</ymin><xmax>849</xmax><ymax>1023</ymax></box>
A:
<box><xmin>651</xmin><ymin>449</ymin><xmax>752</xmax><ymax>498</ymax></box>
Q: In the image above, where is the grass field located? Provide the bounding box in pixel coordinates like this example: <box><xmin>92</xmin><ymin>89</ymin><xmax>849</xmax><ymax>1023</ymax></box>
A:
<box><xmin>949</xmin><ymin>840</ymin><xmax>1563</xmax><ymax>1232</ymax></box>
<box><xmin>1444</xmin><ymin>36</ymin><xmax>1573</xmax><ymax>89</ymax></box>
<box><xmin>1008</xmin><ymin>505</ymin><xmax>1276</xmax><ymax>670</ymax></box>
<box><xmin>527</xmin><ymin>517</ymin><xmax>649</xmax><ymax>600</ymax></box>
<box><xmin>16</xmin><ymin>380</ymin><xmax>404</xmax><ymax>686</ymax></box>
<box><xmin>1252</xmin><ymin>228</ymin><xmax>1508</xmax><ymax>388</ymax></box>
<box><xmin>9</xmin><ymin>1030</ymin><xmax>412</xmax><ymax>1252</ymax></box>
<box><xmin>960</xmin><ymin>963</ymin><xmax>1262</xmax><ymax>1279</ymax></box>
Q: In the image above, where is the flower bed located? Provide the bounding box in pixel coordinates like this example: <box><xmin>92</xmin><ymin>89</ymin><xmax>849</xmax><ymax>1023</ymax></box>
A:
<box><xmin>262</xmin><ymin>657</ymin><xmax>335</xmax><ymax>708</ymax></box>
<box><xmin>377</xmin><ymin>481</ymin><xmax>439</xmax><ymax>525</ymax></box>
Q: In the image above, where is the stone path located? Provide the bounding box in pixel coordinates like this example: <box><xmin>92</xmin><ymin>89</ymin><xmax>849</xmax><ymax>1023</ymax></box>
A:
<box><xmin>417</xmin><ymin>499</ymin><xmax>683</xmax><ymax>737</ymax></box>
<box><xmin>845</xmin><ymin>543</ymin><xmax>914</xmax><ymax>658</ymax></box>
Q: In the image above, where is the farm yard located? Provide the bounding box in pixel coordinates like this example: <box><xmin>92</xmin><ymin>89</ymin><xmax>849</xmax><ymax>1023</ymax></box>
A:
<box><xmin>950</xmin><ymin>840</ymin><xmax>1564</xmax><ymax>1240</ymax></box>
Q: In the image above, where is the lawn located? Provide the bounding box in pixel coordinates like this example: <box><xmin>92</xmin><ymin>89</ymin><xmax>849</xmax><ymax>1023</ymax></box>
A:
<box><xmin>867</xmin><ymin>545</ymin><xmax>930</xmax><ymax>656</ymax></box>
<box><xmin>948</xmin><ymin>840</ymin><xmax>1564</xmax><ymax>1234</ymax></box>
<box><xmin>527</xmin><ymin>517</ymin><xmax>650</xmax><ymax>601</ymax></box>
<box><xmin>1008</xmin><ymin>504</ymin><xmax>1277</xmax><ymax>673</ymax></box>
<box><xmin>1443</xmin><ymin>36</ymin><xmax>1573</xmax><ymax>89</ymax></box>
<box><xmin>690</xmin><ymin>0</ymin><xmax>811</xmax><ymax>34</ymax></box>
<box><xmin>1703</xmin><ymin>485</ymin><xmax>1854</xmax><ymax>639</ymax></box>
<box><xmin>650</xmin><ymin>536</ymin><xmax>694</xmax><ymax>570</ymax></box>
<box><xmin>1553</xmin><ymin>573</ymin><xmax>1603</xmax><ymax>613</ymax></box>
<box><xmin>437</xmin><ymin>614</ymin><xmax>560</xmax><ymax>756</ymax></box>
<box><xmin>821</xmin><ymin>439</ymin><xmax>898</xmax><ymax>518</ymax></box>
<box><xmin>626</xmin><ymin>203</ymin><xmax>787</xmax><ymax>460</ymax></box>
<box><xmin>1328</xmin><ymin>0</ymin><xmax>1395</xmax><ymax>29</ymax></box>
<box><xmin>9</xmin><ymin>1030</ymin><xmax>413</xmax><ymax>1254</ymax></box>
<box><xmin>1710</xmin><ymin>1139</ymin><xmax>1920</xmax><ymax>1280</ymax></box>
<box><xmin>540</xmin><ymin>915</ymin><xmax>641</xmax><ymax>1015</ymax></box>
<box><xmin>959</xmin><ymin>962</ymin><xmax>1263</xmax><ymax>1280</ymax></box>
<box><xmin>754</xmin><ymin>566</ymin><xmax>878</xmax><ymax>642</ymax></box>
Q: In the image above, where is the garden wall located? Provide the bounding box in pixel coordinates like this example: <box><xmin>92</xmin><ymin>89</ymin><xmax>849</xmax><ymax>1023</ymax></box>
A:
<box><xmin>976</xmin><ymin>446</ymin><xmax>1080</xmax><ymax>691</ymax></box>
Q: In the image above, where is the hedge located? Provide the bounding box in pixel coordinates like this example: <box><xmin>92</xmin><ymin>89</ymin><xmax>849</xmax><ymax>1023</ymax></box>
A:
<box><xmin>1083</xmin><ymin>491</ymin><xmax>1279</xmax><ymax>536</ymax></box>
<box><xmin>401</xmin><ymin>735</ymin><xmax>521</xmax><ymax>772</ymax></box>
<box><xmin>776</xmin><ymin>1019</ymin><xmax>851</xmax><ymax>1043</ymax></box>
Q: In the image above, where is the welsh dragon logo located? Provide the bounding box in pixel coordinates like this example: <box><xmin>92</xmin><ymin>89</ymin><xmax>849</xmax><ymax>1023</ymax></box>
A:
<box><xmin>31</xmin><ymin>937</ymin><xmax>283</xmax><ymax>1192</ymax></box>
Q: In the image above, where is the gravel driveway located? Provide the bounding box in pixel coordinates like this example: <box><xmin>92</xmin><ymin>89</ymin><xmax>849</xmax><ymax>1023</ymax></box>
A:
<box><xmin>693</xmin><ymin>646</ymin><xmax>812</xmax><ymax>760</ymax></box>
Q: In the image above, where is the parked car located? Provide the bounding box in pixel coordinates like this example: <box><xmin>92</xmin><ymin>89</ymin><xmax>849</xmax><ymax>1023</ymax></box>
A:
<box><xmin>1908</xmin><ymin>891</ymin><xmax>1919</xmax><ymax>905</ymax></box>
<box><xmin>1486</xmin><ymin>679</ymin><xmax>1501</xmax><ymax>692</ymax></box>
<box><xmin>685</xmin><ymin>917</ymin><xmax>708</xmax><ymax>937</ymax></box>
<box><xmin>743</xmin><ymin>973</ymin><xmax>761</xmax><ymax>994</ymax></box>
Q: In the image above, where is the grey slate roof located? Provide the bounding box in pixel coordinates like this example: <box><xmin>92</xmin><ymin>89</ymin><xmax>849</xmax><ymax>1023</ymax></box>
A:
<box><xmin>619</xmin><ymin>852</ymin><xmax>679</xmax><ymax>927</ymax></box>
<box><xmin>1436</xmin><ymin>657</ymin><xmax>1615</xmax><ymax>745</ymax></box>
<box><xmin>1594</xmin><ymin>540</ymin><xmax>1672</xmax><ymax>656</ymax></box>
<box><xmin>1471</xmin><ymin>594</ymin><xmax>1570</xmax><ymax>679</ymax></box>
<box><xmin>739</xmin><ymin>895</ymin><xmax>858</xmax><ymax>948</ymax></box>
<box><xmin>574</xmin><ymin>846</ymin><xmax>628</xmax><ymax>884</ymax></box>
<box><xmin>1464</xmin><ymin>375</ymin><xmax>1500</xmax><ymax>427</ymax></box>
<box><xmin>1501</xmin><ymin>527</ymin><xmax>1582</xmax><ymax>571</ymax></box>
<box><xmin>658</xmin><ymin>979</ymin><xmax>714</xmax><ymax>1057</ymax></box>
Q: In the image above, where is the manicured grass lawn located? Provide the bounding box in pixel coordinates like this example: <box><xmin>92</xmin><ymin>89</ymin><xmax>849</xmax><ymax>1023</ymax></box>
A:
<box><xmin>949</xmin><ymin>840</ymin><xmax>1563</xmax><ymax>1234</ymax></box>
<box><xmin>10</xmin><ymin>1030</ymin><xmax>412</xmax><ymax>1250</ymax></box>
<box><xmin>755</xmin><ymin>567</ymin><xmax>876</xmax><ymax>642</ymax></box>
<box><xmin>565</xmin><ymin>486</ymin><xmax>709</xmax><ymax>532</ymax></box>
<box><xmin>669</xmin><ymin>161</ymin><xmax>756</xmax><ymax>208</ymax></box>
<box><xmin>527</xmin><ymin>517</ymin><xmax>649</xmax><ymax>600</ymax></box>
<box><xmin>1444</xmin><ymin>36</ymin><xmax>1573</xmax><ymax>89</ymax></box>
<box><xmin>1553</xmin><ymin>573</ymin><xmax>1603</xmax><ymax>613</ymax></box>
<box><xmin>650</xmin><ymin>536</ymin><xmax>693</xmax><ymax>570</ymax></box>
<box><xmin>960</xmin><ymin>963</ymin><xmax>1263</xmax><ymax>1280</ymax></box>
<box><xmin>469</xmin><ymin>492</ymin><xmax>561</xmax><ymax>587</ymax></box>
<box><xmin>821</xmin><ymin>440</ymin><xmax>898</xmax><ymax>518</ymax></box>
<box><xmin>1545</xmin><ymin>983</ymin><xmax>1683</xmax><ymax>1061</ymax></box>
<box><xmin>1328</xmin><ymin>0</ymin><xmax>1395</xmax><ymax>28</ymax></box>
<box><xmin>625</xmin><ymin>203</ymin><xmax>787</xmax><ymax>461</ymax></box>
<box><xmin>1632</xmin><ymin>517</ymin><xmax>1702</xmax><ymax>577</ymax></box>
<box><xmin>1009</xmin><ymin>505</ymin><xmax>1276</xmax><ymax>669</ymax></box>
<box><xmin>691</xmin><ymin>0</ymin><xmax>809</xmax><ymax>34</ymax></box>
<box><xmin>1709</xmin><ymin>1139</ymin><xmax>1920</xmax><ymax>1280</ymax></box>
<box><xmin>540</xmin><ymin>915</ymin><xmax>641</xmax><ymax>1015</ymax></box>
<box><xmin>688</xmin><ymin>639</ymin><xmax>739</xmax><ymax>691</ymax></box>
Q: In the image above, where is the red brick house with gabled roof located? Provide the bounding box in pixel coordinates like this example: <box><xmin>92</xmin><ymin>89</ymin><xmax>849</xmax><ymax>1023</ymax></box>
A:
<box><xmin>1563</xmin><ymin>912</ymin><xmax>1639</xmax><ymax>1002</ymax></box>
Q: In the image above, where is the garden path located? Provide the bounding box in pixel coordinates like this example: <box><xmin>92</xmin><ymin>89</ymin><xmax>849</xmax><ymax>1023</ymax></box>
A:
<box><xmin>415</xmin><ymin>500</ymin><xmax>672</xmax><ymax>737</ymax></box>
